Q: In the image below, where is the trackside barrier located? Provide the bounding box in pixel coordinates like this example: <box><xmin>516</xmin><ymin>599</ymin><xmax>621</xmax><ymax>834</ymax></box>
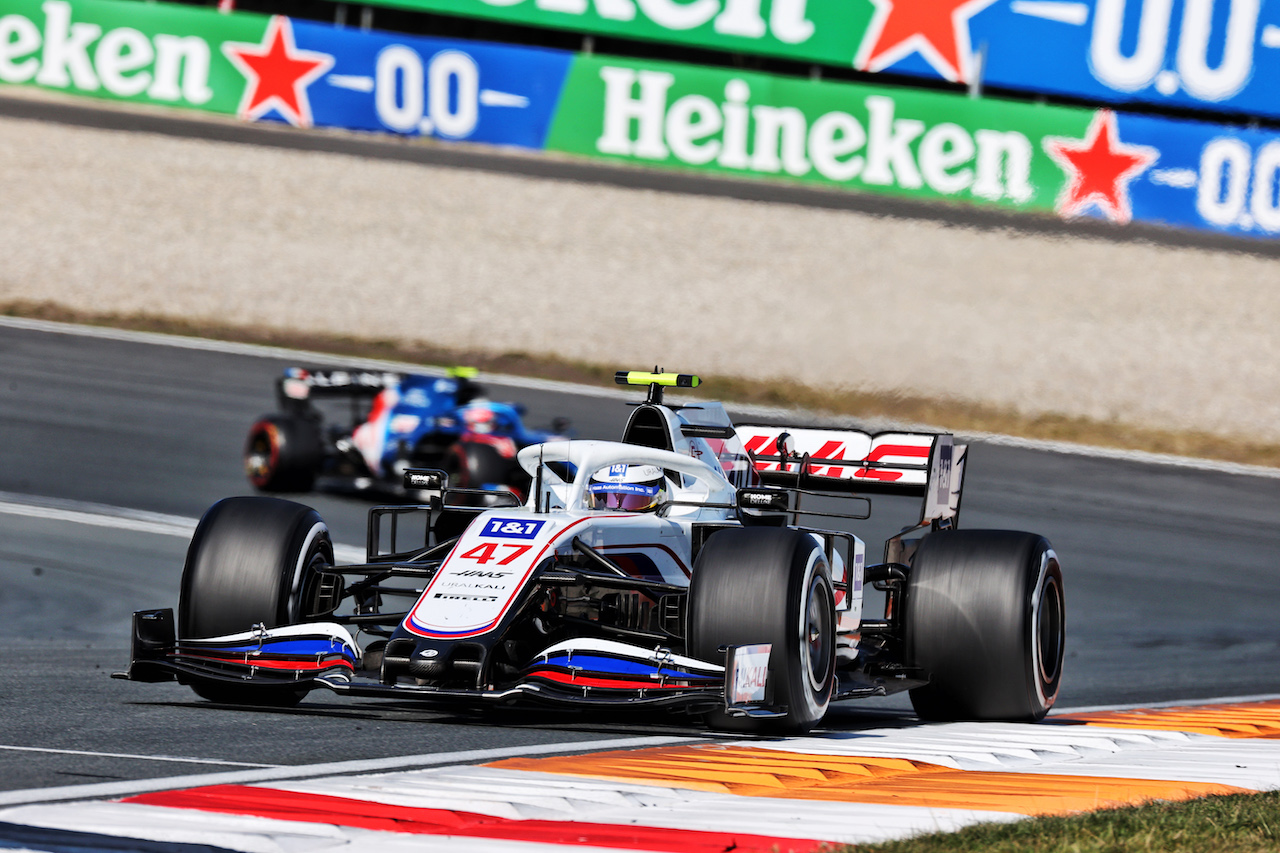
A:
<box><xmin>272</xmin><ymin>0</ymin><xmax>1280</xmax><ymax>124</ymax></box>
<box><xmin>545</xmin><ymin>53</ymin><xmax>1280</xmax><ymax>239</ymax></box>
<box><xmin>3</xmin><ymin>0</ymin><xmax>1280</xmax><ymax>239</ymax></box>
<box><xmin>0</xmin><ymin>0</ymin><xmax>571</xmax><ymax>145</ymax></box>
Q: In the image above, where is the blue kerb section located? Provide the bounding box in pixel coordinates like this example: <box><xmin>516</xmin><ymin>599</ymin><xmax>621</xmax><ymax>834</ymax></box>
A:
<box><xmin>0</xmin><ymin>821</ymin><xmax>238</xmax><ymax>853</ymax></box>
<box><xmin>540</xmin><ymin>653</ymin><xmax>720</xmax><ymax>680</ymax></box>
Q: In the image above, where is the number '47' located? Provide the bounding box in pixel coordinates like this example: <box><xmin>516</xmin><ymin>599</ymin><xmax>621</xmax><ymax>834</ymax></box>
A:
<box><xmin>458</xmin><ymin>543</ymin><xmax>532</xmax><ymax>565</ymax></box>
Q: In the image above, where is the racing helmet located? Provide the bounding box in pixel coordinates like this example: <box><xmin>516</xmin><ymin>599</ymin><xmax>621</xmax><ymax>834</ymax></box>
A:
<box><xmin>463</xmin><ymin>405</ymin><xmax>497</xmax><ymax>434</ymax></box>
<box><xmin>588</xmin><ymin>464</ymin><xmax>667</xmax><ymax>512</ymax></box>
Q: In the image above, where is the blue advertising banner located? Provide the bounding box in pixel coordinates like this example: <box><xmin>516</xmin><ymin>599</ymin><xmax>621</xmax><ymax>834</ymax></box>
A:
<box><xmin>1110</xmin><ymin>109</ymin><xmax>1280</xmax><ymax>237</ymax></box>
<box><xmin>267</xmin><ymin>0</ymin><xmax>1280</xmax><ymax>125</ymax></box>
<box><xmin>283</xmin><ymin>21</ymin><xmax>573</xmax><ymax>146</ymax></box>
<box><xmin>272</xmin><ymin>14</ymin><xmax>1280</xmax><ymax>241</ymax></box>
<box><xmin>881</xmin><ymin>0</ymin><xmax>1280</xmax><ymax>121</ymax></box>
<box><xmin>546</xmin><ymin>50</ymin><xmax>1280</xmax><ymax>240</ymax></box>
<box><xmin>3</xmin><ymin>0</ymin><xmax>1277</xmax><ymax>238</ymax></box>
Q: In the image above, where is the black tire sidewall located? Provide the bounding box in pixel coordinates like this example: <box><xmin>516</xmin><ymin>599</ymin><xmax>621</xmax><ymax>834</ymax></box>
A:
<box><xmin>447</xmin><ymin>440</ymin><xmax>511</xmax><ymax>489</ymax></box>
<box><xmin>245</xmin><ymin>415</ymin><xmax>320</xmax><ymax>492</ymax></box>
<box><xmin>904</xmin><ymin>529</ymin><xmax>1064</xmax><ymax>721</ymax></box>
<box><xmin>787</xmin><ymin>540</ymin><xmax>836</xmax><ymax>726</ymax></box>
<box><xmin>179</xmin><ymin>497</ymin><xmax>333</xmax><ymax>640</ymax></box>
<box><xmin>688</xmin><ymin>528</ymin><xmax>836</xmax><ymax>733</ymax></box>
<box><xmin>1029</xmin><ymin>555</ymin><xmax>1065</xmax><ymax>711</ymax></box>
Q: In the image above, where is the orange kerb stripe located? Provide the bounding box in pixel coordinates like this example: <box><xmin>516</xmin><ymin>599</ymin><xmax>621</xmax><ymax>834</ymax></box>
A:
<box><xmin>1056</xmin><ymin>699</ymin><xmax>1280</xmax><ymax>738</ymax></box>
<box><xmin>488</xmin><ymin>745</ymin><xmax>1246</xmax><ymax>816</ymax></box>
<box><xmin>500</xmin><ymin>746</ymin><xmax>932</xmax><ymax>792</ymax></box>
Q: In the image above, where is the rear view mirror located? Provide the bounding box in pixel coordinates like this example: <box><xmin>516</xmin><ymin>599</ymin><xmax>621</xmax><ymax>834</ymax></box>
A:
<box><xmin>404</xmin><ymin>468</ymin><xmax>448</xmax><ymax>491</ymax></box>
<box><xmin>737</xmin><ymin>488</ymin><xmax>791</xmax><ymax>513</ymax></box>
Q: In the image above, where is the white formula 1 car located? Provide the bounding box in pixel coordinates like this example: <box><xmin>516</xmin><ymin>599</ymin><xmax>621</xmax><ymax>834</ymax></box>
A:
<box><xmin>120</xmin><ymin>371</ymin><xmax>1065</xmax><ymax>733</ymax></box>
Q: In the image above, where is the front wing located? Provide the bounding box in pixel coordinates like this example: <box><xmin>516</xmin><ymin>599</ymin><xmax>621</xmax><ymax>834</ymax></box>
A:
<box><xmin>116</xmin><ymin>611</ymin><xmax>780</xmax><ymax>717</ymax></box>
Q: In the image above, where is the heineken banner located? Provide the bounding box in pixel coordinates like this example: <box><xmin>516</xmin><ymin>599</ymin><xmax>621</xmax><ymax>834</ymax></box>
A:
<box><xmin>975</xmin><ymin>0</ymin><xmax>1280</xmax><ymax>120</ymax></box>
<box><xmin>315</xmin><ymin>0</ymin><xmax>1280</xmax><ymax>123</ymax></box>
<box><xmin>0</xmin><ymin>0</ymin><xmax>572</xmax><ymax>145</ymax></box>
<box><xmin>547</xmin><ymin>54</ymin><xmax>1280</xmax><ymax>238</ymax></box>
<box><xmin>2</xmin><ymin>0</ymin><xmax>1280</xmax><ymax>239</ymax></box>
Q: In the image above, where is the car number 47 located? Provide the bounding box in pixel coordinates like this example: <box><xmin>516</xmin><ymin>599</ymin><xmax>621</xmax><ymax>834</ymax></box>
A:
<box><xmin>458</xmin><ymin>542</ymin><xmax>533</xmax><ymax>565</ymax></box>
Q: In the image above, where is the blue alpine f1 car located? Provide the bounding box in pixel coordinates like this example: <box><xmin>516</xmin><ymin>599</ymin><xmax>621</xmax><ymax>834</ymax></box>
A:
<box><xmin>244</xmin><ymin>367</ymin><xmax>567</xmax><ymax>500</ymax></box>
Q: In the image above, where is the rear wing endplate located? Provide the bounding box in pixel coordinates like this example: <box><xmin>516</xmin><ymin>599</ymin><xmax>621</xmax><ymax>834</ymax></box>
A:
<box><xmin>736</xmin><ymin>424</ymin><xmax>966</xmax><ymax>528</ymax></box>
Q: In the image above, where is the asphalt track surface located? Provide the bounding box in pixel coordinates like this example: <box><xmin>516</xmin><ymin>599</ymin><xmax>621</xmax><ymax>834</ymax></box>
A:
<box><xmin>2</xmin><ymin>320</ymin><xmax>1280</xmax><ymax>797</ymax></box>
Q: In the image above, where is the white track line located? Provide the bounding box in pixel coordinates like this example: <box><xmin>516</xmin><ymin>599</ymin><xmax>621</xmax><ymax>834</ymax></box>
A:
<box><xmin>971</xmin><ymin>432</ymin><xmax>1280</xmax><ymax>480</ymax></box>
<box><xmin>0</xmin><ymin>491</ymin><xmax>196</xmax><ymax>538</ymax></box>
<box><xmin>1053</xmin><ymin>691</ymin><xmax>1280</xmax><ymax>714</ymax></box>
<box><xmin>0</xmin><ymin>315</ymin><xmax>627</xmax><ymax>401</ymax></box>
<box><xmin>0</xmin><ymin>493</ymin><xmax>687</xmax><ymax>805</ymax></box>
<box><xmin>4</xmin><ymin>315</ymin><xmax>1278</xmax><ymax>480</ymax></box>
<box><xmin>0</xmin><ymin>491</ymin><xmax>366</xmax><ymax>563</ymax></box>
<box><xmin>0</xmin><ymin>736</ymin><xmax>692</xmax><ymax>807</ymax></box>
<box><xmin>0</xmin><ymin>745</ymin><xmax>276</xmax><ymax>769</ymax></box>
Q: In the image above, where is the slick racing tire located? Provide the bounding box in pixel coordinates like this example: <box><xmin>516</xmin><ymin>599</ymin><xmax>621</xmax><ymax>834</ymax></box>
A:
<box><xmin>688</xmin><ymin>528</ymin><xmax>836</xmax><ymax>735</ymax></box>
<box><xmin>178</xmin><ymin>497</ymin><xmax>336</xmax><ymax>706</ymax></box>
<box><xmin>444</xmin><ymin>441</ymin><xmax>518</xmax><ymax>503</ymax></box>
<box><xmin>903</xmin><ymin>530</ymin><xmax>1065</xmax><ymax>722</ymax></box>
<box><xmin>244</xmin><ymin>414</ymin><xmax>321</xmax><ymax>493</ymax></box>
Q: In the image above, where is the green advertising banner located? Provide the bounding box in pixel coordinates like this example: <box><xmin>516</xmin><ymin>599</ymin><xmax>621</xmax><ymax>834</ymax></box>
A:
<box><xmin>0</xmin><ymin>0</ymin><xmax>578</xmax><ymax>137</ymax></box>
<box><xmin>546</xmin><ymin>55</ymin><xmax>1088</xmax><ymax>213</ymax></box>
<box><xmin>331</xmin><ymin>0</ymin><xmax>1280</xmax><ymax>129</ymax></box>
<box><xmin>7</xmin><ymin>0</ymin><xmax>1280</xmax><ymax>239</ymax></box>
<box><xmin>372</xmin><ymin>0</ymin><xmax>876</xmax><ymax>72</ymax></box>
<box><xmin>0</xmin><ymin>0</ymin><xmax>265</xmax><ymax>112</ymax></box>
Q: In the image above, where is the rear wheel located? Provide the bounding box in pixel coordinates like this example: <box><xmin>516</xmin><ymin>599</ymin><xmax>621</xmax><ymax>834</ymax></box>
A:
<box><xmin>244</xmin><ymin>414</ymin><xmax>321</xmax><ymax>493</ymax></box>
<box><xmin>445</xmin><ymin>440</ymin><xmax>510</xmax><ymax>489</ymax></box>
<box><xmin>444</xmin><ymin>440</ymin><xmax>522</xmax><ymax>504</ymax></box>
<box><xmin>179</xmin><ymin>497</ymin><xmax>336</xmax><ymax>706</ymax></box>
<box><xmin>904</xmin><ymin>529</ymin><xmax>1064</xmax><ymax>721</ymax></box>
<box><xmin>688</xmin><ymin>528</ymin><xmax>835</xmax><ymax>734</ymax></box>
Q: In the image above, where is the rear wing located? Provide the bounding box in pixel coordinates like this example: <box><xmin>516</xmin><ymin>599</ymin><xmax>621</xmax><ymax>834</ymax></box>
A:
<box><xmin>736</xmin><ymin>424</ymin><xmax>966</xmax><ymax>528</ymax></box>
<box><xmin>277</xmin><ymin>368</ymin><xmax>404</xmax><ymax>403</ymax></box>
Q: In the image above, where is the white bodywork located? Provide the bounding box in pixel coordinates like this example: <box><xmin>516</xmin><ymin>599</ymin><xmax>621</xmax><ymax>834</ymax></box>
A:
<box><xmin>403</xmin><ymin>439</ymin><xmax>862</xmax><ymax>648</ymax></box>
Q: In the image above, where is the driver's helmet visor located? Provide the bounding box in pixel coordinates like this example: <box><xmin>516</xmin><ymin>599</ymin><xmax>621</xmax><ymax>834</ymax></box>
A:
<box><xmin>588</xmin><ymin>480</ymin><xmax>662</xmax><ymax>511</ymax></box>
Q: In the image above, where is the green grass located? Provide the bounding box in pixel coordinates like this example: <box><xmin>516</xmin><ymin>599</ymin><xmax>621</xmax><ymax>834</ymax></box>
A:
<box><xmin>6</xmin><ymin>299</ymin><xmax>1280</xmax><ymax>470</ymax></box>
<box><xmin>851</xmin><ymin>791</ymin><xmax>1280</xmax><ymax>852</ymax></box>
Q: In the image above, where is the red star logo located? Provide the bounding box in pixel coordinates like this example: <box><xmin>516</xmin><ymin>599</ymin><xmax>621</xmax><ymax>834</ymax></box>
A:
<box><xmin>1043</xmin><ymin>111</ymin><xmax>1159</xmax><ymax>225</ymax></box>
<box><xmin>222</xmin><ymin>16</ymin><xmax>333</xmax><ymax>128</ymax></box>
<box><xmin>854</xmin><ymin>0</ymin><xmax>998</xmax><ymax>83</ymax></box>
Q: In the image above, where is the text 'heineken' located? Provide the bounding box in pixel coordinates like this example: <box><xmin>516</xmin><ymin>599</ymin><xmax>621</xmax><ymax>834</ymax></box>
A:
<box><xmin>593</xmin><ymin>66</ymin><xmax>1035</xmax><ymax>203</ymax></box>
<box><xmin>0</xmin><ymin>0</ymin><xmax>214</xmax><ymax>103</ymax></box>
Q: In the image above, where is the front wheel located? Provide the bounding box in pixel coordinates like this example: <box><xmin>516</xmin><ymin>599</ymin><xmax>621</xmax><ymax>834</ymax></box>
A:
<box><xmin>179</xmin><ymin>497</ymin><xmax>336</xmax><ymax>706</ymax></box>
<box><xmin>903</xmin><ymin>529</ymin><xmax>1064</xmax><ymax>722</ymax></box>
<box><xmin>687</xmin><ymin>528</ymin><xmax>835</xmax><ymax>734</ymax></box>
